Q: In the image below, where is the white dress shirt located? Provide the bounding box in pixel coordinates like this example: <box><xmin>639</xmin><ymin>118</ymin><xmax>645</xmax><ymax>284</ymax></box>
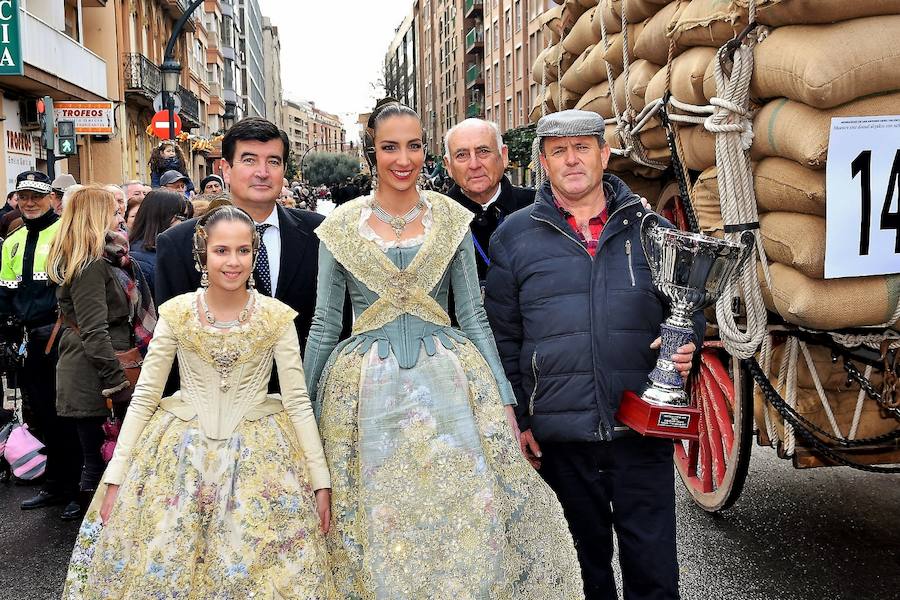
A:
<box><xmin>478</xmin><ymin>185</ymin><xmax>503</xmax><ymax>211</ymax></box>
<box><xmin>256</xmin><ymin>207</ymin><xmax>281</xmax><ymax>297</ymax></box>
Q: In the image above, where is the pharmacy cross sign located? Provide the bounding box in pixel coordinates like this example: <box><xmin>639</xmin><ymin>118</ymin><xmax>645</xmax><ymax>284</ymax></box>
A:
<box><xmin>150</xmin><ymin>110</ymin><xmax>182</xmax><ymax>140</ymax></box>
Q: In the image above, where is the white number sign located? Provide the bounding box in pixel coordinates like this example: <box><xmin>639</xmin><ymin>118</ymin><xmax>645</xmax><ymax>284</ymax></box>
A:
<box><xmin>825</xmin><ymin>116</ymin><xmax>900</xmax><ymax>279</ymax></box>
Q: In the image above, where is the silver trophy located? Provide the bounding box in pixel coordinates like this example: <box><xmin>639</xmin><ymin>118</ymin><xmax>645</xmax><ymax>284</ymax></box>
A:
<box><xmin>639</xmin><ymin>214</ymin><xmax>753</xmax><ymax>407</ymax></box>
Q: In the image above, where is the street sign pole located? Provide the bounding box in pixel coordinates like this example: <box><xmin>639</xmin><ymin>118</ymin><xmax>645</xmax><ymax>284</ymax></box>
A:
<box><xmin>168</xmin><ymin>91</ymin><xmax>176</xmax><ymax>141</ymax></box>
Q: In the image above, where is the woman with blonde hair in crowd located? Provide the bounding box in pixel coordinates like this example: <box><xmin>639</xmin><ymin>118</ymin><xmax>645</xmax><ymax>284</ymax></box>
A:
<box><xmin>46</xmin><ymin>185</ymin><xmax>156</xmax><ymax>520</ymax></box>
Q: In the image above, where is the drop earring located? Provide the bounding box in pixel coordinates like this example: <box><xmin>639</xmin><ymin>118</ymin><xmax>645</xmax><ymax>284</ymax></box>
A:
<box><xmin>200</xmin><ymin>267</ymin><xmax>210</xmax><ymax>289</ymax></box>
<box><xmin>248</xmin><ymin>272</ymin><xmax>256</xmax><ymax>290</ymax></box>
<box><xmin>370</xmin><ymin>170</ymin><xmax>379</xmax><ymax>192</ymax></box>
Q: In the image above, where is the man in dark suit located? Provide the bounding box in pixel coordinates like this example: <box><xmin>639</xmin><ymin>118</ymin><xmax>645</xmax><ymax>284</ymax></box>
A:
<box><xmin>443</xmin><ymin>118</ymin><xmax>535</xmax><ymax>282</ymax></box>
<box><xmin>156</xmin><ymin>117</ymin><xmax>324</xmax><ymax>350</ymax></box>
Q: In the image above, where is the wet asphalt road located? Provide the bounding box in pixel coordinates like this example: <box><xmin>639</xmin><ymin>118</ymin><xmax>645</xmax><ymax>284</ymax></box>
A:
<box><xmin>0</xmin><ymin>446</ymin><xmax>896</xmax><ymax>599</ymax></box>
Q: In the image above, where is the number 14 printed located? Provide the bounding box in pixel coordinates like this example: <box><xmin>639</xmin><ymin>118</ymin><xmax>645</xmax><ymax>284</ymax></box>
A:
<box><xmin>825</xmin><ymin>116</ymin><xmax>900</xmax><ymax>279</ymax></box>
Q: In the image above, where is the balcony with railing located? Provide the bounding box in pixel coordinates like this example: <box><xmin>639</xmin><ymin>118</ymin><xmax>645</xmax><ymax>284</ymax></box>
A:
<box><xmin>466</xmin><ymin>90</ymin><xmax>484</xmax><ymax>118</ymax></box>
<box><xmin>162</xmin><ymin>0</ymin><xmax>197</xmax><ymax>30</ymax></box>
<box><xmin>466</xmin><ymin>62</ymin><xmax>484</xmax><ymax>89</ymax></box>
<box><xmin>464</xmin><ymin>0</ymin><xmax>483</xmax><ymax>18</ymax></box>
<box><xmin>465</xmin><ymin>26</ymin><xmax>484</xmax><ymax>54</ymax></box>
<box><xmin>123</xmin><ymin>53</ymin><xmax>161</xmax><ymax>103</ymax></box>
<box><xmin>178</xmin><ymin>86</ymin><xmax>201</xmax><ymax>128</ymax></box>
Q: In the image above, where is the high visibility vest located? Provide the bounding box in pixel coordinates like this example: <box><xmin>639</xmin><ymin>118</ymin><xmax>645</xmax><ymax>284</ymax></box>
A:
<box><xmin>0</xmin><ymin>220</ymin><xmax>61</xmax><ymax>288</ymax></box>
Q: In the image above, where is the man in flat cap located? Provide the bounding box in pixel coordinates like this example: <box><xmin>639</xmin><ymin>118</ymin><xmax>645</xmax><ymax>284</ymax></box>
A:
<box><xmin>50</xmin><ymin>173</ymin><xmax>77</xmax><ymax>215</ymax></box>
<box><xmin>199</xmin><ymin>173</ymin><xmax>225</xmax><ymax>195</ymax></box>
<box><xmin>0</xmin><ymin>170</ymin><xmax>83</xmax><ymax>519</ymax></box>
<box><xmin>484</xmin><ymin>110</ymin><xmax>702</xmax><ymax>600</ymax></box>
<box><xmin>159</xmin><ymin>169</ymin><xmax>191</xmax><ymax>196</ymax></box>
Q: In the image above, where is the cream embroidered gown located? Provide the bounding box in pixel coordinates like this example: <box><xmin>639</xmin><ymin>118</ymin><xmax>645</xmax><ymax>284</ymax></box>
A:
<box><xmin>304</xmin><ymin>192</ymin><xmax>583</xmax><ymax>599</ymax></box>
<box><xmin>63</xmin><ymin>292</ymin><xmax>334</xmax><ymax>599</ymax></box>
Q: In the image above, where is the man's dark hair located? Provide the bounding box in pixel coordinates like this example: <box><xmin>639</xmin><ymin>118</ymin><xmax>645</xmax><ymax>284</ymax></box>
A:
<box><xmin>6</xmin><ymin>191</ymin><xmax>14</xmax><ymax>201</ymax></box>
<box><xmin>222</xmin><ymin>117</ymin><xmax>290</xmax><ymax>165</ymax></box>
<box><xmin>128</xmin><ymin>190</ymin><xmax>191</xmax><ymax>250</ymax></box>
<box><xmin>539</xmin><ymin>135</ymin><xmax>606</xmax><ymax>155</ymax></box>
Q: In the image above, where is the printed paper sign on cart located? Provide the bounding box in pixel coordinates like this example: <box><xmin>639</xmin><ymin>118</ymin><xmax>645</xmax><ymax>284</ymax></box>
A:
<box><xmin>825</xmin><ymin>116</ymin><xmax>900</xmax><ymax>279</ymax></box>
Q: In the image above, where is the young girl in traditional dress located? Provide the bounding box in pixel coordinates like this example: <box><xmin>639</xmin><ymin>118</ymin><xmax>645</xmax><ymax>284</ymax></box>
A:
<box><xmin>64</xmin><ymin>205</ymin><xmax>334</xmax><ymax>599</ymax></box>
<box><xmin>303</xmin><ymin>99</ymin><xmax>583</xmax><ymax>598</ymax></box>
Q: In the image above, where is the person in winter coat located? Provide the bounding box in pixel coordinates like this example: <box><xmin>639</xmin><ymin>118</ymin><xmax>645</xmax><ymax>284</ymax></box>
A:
<box><xmin>46</xmin><ymin>185</ymin><xmax>157</xmax><ymax>520</ymax></box>
<box><xmin>149</xmin><ymin>141</ymin><xmax>194</xmax><ymax>195</ymax></box>
<box><xmin>127</xmin><ymin>190</ymin><xmax>192</xmax><ymax>301</ymax></box>
<box><xmin>484</xmin><ymin>110</ymin><xmax>702</xmax><ymax>600</ymax></box>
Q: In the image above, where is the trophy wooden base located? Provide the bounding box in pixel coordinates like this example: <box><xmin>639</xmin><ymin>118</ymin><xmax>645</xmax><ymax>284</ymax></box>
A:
<box><xmin>616</xmin><ymin>391</ymin><xmax>700</xmax><ymax>441</ymax></box>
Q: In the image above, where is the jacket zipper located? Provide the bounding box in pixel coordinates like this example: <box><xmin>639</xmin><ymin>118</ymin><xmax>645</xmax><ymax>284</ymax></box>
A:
<box><xmin>529</xmin><ymin>350</ymin><xmax>539</xmax><ymax>415</ymax></box>
<box><xmin>625</xmin><ymin>240</ymin><xmax>636</xmax><ymax>286</ymax></box>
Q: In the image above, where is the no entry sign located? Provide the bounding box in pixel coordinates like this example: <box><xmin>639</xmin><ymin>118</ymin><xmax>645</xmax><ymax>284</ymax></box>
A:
<box><xmin>150</xmin><ymin>110</ymin><xmax>182</xmax><ymax>139</ymax></box>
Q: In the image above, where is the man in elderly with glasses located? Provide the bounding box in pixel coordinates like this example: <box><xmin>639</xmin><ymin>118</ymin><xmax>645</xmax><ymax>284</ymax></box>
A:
<box><xmin>443</xmin><ymin>118</ymin><xmax>534</xmax><ymax>283</ymax></box>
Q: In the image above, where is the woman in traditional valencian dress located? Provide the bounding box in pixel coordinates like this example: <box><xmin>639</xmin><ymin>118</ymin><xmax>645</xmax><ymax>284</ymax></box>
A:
<box><xmin>63</xmin><ymin>206</ymin><xmax>334</xmax><ymax>599</ymax></box>
<box><xmin>303</xmin><ymin>99</ymin><xmax>583</xmax><ymax>598</ymax></box>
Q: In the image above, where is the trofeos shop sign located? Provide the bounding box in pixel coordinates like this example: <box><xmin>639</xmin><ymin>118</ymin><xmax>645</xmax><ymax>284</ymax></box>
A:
<box><xmin>825</xmin><ymin>116</ymin><xmax>900</xmax><ymax>278</ymax></box>
<box><xmin>0</xmin><ymin>0</ymin><xmax>22</xmax><ymax>76</ymax></box>
<box><xmin>54</xmin><ymin>102</ymin><xmax>114</xmax><ymax>135</ymax></box>
<box><xmin>3</xmin><ymin>97</ymin><xmax>36</xmax><ymax>192</ymax></box>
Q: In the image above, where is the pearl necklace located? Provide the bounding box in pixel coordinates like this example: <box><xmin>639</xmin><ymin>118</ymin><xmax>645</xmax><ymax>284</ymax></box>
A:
<box><xmin>200</xmin><ymin>289</ymin><xmax>254</xmax><ymax>329</ymax></box>
<box><xmin>371</xmin><ymin>197</ymin><xmax>425</xmax><ymax>239</ymax></box>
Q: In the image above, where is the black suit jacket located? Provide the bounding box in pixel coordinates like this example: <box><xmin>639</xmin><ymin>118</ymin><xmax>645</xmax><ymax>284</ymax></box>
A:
<box><xmin>156</xmin><ymin>204</ymin><xmax>326</xmax><ymax>350</ymax></box>
<box><xmin>446</xmin><ymin>176</ymin><xmax>535</xmax><ymax>281</ymax></box>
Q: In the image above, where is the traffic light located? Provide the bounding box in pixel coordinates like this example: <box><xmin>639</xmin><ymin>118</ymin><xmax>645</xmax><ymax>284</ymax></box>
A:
<box><xmin>40</xmin><ymin>95</ymin><xmax>55</xmax><ymax>151</ymax></box>
<box><xmin>57</xmin><ymin>120</ymin><xmax>76</xmax><ymax>155</ymax></box>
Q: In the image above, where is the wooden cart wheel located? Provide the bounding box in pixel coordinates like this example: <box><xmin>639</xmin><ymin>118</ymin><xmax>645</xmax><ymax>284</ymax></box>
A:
<box><xmin>655</xmin><ymin>183</ymin><xmax>754</xmax><ymax>512</ymax></box>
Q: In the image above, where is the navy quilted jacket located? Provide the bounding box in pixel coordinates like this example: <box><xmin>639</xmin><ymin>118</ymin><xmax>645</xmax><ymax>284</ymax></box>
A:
<box><xmin>484</xmin><ymin>175</ymin><xmax>704</xmax><ymax>443</ymax></box>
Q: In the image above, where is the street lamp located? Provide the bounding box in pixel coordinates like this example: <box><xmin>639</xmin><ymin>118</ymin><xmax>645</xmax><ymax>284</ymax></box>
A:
<box><xmin>222</xmin><ymin>101</ymin><xmax>237</xmax><ymax>131</ymax></box>
<box><xmin>160</xmin><ymin>58</ymin><xmax>182</xmax><ymax>141</ymax></box>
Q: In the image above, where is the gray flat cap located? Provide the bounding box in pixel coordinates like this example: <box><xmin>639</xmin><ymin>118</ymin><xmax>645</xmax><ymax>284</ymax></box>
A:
<box><xmin>160</xmin><ymin>170</ymin><xmax>190</xmax><ymax>186</ymax></box>
<box><xmin>51</xmin><ymin>173</ymin><xmax>77</xmax><ymax>193</ymax></box>
<box><xmin>536</xmin><ymin>109</ymin><xmax>605</xmax><ymax>142</ymax></box>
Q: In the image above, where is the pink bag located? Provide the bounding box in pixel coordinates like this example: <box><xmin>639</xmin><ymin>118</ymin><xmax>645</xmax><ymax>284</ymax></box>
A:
<box><xmin>100</xmin><ymin>417</ymin><xmax>120</xmax><ymax>463</ymax></box>
<box><xmin>3</xmin><ymin>423</ymin><xmax>46</xmax><ymax>480</ymax></box>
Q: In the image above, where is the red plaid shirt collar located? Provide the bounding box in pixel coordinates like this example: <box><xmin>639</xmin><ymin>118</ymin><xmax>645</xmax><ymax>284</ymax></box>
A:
<box><xmin>552</xmin><ymin>185</ymin><xmax>613</xmax><ymax>257</ymax></box>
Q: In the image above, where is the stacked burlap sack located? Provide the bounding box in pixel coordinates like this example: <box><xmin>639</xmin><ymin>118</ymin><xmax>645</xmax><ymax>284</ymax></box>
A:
<box><xmin>686</xmin><ymin>1</ymin><xmax>900</xmax><ymax>332</ymax></box>
<box><xmin>754</xmin><ymin>340</ymin><xmax>900</xmax><ymax>448</ymax></box>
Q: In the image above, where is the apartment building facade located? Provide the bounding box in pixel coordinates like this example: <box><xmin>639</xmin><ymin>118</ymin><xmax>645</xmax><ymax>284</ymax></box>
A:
<box><xmin>384</xmin><ymin>0</ymin><xmax>552</xmax><ymax>155</ymax></box>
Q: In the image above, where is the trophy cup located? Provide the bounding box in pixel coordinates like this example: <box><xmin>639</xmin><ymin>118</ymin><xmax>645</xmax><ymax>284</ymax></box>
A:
<box><xmin>616</xmin><ymin>215</ymin><xmax>753</xmax><ymax>441</ymax></box>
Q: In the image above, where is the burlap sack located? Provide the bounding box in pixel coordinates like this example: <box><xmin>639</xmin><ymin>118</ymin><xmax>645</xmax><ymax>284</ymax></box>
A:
<box><xmin>751</xmin><ymin>92</ymin><xmax>900</xmax><ymax>169</ymax></box>
<box><xmin>607</xmin><ymin>158</ymin><xmax>670</xmax><ymax>179</ymax></box>
<box><xmin>614</xmin><ymin>172</ymin><xmax>665</xmax><ymax>202</ymax></box>
<box><xmin>622</xmin><ymin>0</ymin><xmax>668</xmax><ymax>22</ymax></box>
<box><xmin>645</xmin><ymin>46</ymin><xmax>716</xmax><ymax>106</ymax></box>
<box><xmin>669</xmin><ymin>0</ymin><xmax>747</xmax><ymax>48</ymax></box>
<box><xmin>561</xmin><ymin>44</ymin><xmax>618</xmax><ymax>93</ymax></box>
<box><xmin>605</xmin><ymin>122</ymin><xmax>622</xmax><ymax>150</ymax></box>
<box><xmin>576</xmin><ymin>80</ymin><xmax>614</xmax><ymax>118</ymax></box>
<box><xmin>692</xmin><ymin>166</ymin><xmax>724</xmax><ymax>238</ymax></box>
<box><xmin>613</xmin><ymin>59</ymin><xmax>660</xmax><ymax>112</ymax></box>
<box><xmin>733</xmin><ymin>0</ymin><xmax>900</xmax><ymax>27</ymax></box>
<box><xmin>530</xmin><ymin>87</ymin><xmax>559</xmax><ymax>124</ymax></box>
<box><xmin>760</xmin><ymin>262</ymin><xmax>900</xmax><ymax>330</ymax></box>
<box><xmin>678</xmin><ymin>124</ymin><xmax>717</xmax><ymax>171</ymax></box>
<box><xmin>760</xmin><ymin>212</ymin><xmax>825</xmax><ymax>279</ymax></box>
<box><xmin>593</xmin><ymin>0</ymin><xmax>623</xmax><ymax>36</ymax></box>
<box><xmin>560</xmin><ymin>85</ymin><xmax>582</xmax><ymax>110</ymax></box>
<box><xmin>562</xmin><ymin>0</ymin><xmax>589</xmax><ymax>31</ymax></box>
<box><xmin>755</xmin><ymin>158</ymin><xmax>826</xmax><ymax>216</ymax></box>
<box><xmin>577</xmin><ymin>0</ymin><xmax>600</xmax><ymax>8</ymax></box>
<box><xmin>634</xmin><ymin>1</ymin><xmax>688</xmax><ymax>66</ymax></box>
<box><xmin>751</xmin><ymin>16</ymin><xmax>900</xmax><ymax>109</ymax></box>
<box><xmin>563</xmin><ymin>7</ymin><xmax>600</xmax><ymax>56</ymax></box>
<box><xmin>767</xmin><ymin>342</ymin><xmax>859</xmax><ymax>391</ymax></box>
<box><xmin>702</xmin><ymin>54</ymin><xmax>718</xmax><ymax>101</ymax></box>
<box><xmin>600</xmin><ymin>23</ymin><xmax>644</xmax><ymax>72</ymax></box>
<box><xmin>640</xmin><ymin>125</ymin><xmax>669</xmax><ymax>150</ymax></box>
<box><xmin>532</xmin><ymin>44</ymin><xmax>576</xmax><ymax>84</ymax></box>
<box><xmin>542</xmin><ymin>5</ymin><xmax>565</xmax><ymax>44</ymax></box>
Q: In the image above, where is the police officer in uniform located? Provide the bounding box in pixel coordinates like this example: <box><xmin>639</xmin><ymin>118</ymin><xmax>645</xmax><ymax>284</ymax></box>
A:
<box><xmin>0</xmin><ymin>171</ymin><xmax>82</xmax><ymax>519</ymax></box>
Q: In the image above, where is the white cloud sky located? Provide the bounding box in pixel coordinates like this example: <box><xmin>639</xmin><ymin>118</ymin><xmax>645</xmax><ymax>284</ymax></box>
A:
<box><xmin>257</xmin><ymin>0</ymin><xmax>413</xmax><ymax>137</ymax></box>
